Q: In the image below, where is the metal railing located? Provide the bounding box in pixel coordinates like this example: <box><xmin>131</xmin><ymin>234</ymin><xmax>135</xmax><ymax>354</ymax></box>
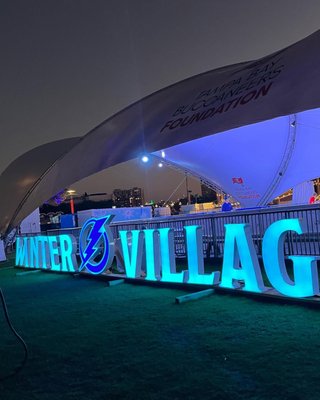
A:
<box><xmin>107</xmin><ymin>204</ymin><xmax>320</xmax><ymax>257</ymax></box>
<box><xmin>36</xmin><ymin>203</ymin><xmax>320</xmax><ymax>259</ymax></box>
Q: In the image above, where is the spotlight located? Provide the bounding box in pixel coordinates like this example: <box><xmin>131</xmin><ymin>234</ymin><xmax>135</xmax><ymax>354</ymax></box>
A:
<box><xmin>141</xmin><ymin>155</ymin><xmax>149</xmax><ymax>163</ymax></box>
<box><xmin>158</xmin><ymin>162</ymin><xmax>163</xmax><ymax>168</ymax></box>
<box><xmin>161</xmin><ymin>150</ymin><xmax>166</xmax><ymax>158</ymax></box>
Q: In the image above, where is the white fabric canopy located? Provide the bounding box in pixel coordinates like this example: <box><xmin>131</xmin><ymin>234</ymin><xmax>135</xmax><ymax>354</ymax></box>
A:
<box><xmin>2</xmin><ymin>30</ymin><xmax>320</xmax><ymax>235</ymax></box>
<box><xmin>154</xmin><ymin>109</ymin><xmax>320</xmax><ymax>208</ymax></box>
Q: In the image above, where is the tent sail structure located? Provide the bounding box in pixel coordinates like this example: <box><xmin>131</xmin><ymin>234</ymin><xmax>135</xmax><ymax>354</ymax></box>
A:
<box><xmin>2</xmin><ymin>29</ymin><xmax>320</xmax><ymax>236</ymax></box>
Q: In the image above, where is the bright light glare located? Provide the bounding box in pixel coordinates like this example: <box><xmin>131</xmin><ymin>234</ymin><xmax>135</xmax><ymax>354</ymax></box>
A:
<box><xmin>161</xmin><ymin>151</ymin><xmax>166</xmax><ymax>158</ymax></box>
<box><xmin>158</xmin><ymin>162</ymin><xmax>163</xmax><ymax>168</ymax></box>
<box><xmin>141</xmin><ymin>155</ymin><xmax>149</xmax><ymax>163</ymax></box>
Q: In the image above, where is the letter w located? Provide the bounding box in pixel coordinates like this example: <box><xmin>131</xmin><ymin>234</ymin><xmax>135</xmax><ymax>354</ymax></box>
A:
<box><xmin>15</xmin><ymin>237</ymin><xmax>29</xmax><ymax>267</ymax></box>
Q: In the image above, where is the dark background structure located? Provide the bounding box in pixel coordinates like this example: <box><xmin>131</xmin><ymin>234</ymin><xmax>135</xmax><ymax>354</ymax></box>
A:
<box><xmin>2</xmin><ymin>0</ymin><xmax>320</xmax><ymax>201</ymax></box>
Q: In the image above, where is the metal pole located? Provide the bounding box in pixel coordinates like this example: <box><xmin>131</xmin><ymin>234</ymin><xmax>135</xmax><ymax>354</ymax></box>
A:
<box><xmin>186</xmin><ymin>173</ymin><xmax>190</xmax><ymax>205</ymax></box>
<box><xmin>70</xmin><ymin>197</ymin><xmax>75</xmax><ymax>214</ymax></box>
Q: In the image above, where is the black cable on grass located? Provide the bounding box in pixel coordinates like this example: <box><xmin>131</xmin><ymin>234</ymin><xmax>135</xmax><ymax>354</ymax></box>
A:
<box><xmin>0</xmin><ymin>288</ymin><xmax>28</xmax><ymax>380</ymax></box>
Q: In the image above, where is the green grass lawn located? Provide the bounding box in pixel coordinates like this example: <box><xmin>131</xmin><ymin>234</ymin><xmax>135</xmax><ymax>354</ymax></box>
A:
<box><xmin>1</xmin><ymin>257</ymin><xmax>320</xmax><ymax>400</ymax></box>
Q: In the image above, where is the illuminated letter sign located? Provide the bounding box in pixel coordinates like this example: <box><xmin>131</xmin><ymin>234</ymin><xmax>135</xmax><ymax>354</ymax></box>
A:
<box><xmin>184</xmin><ymin>225</ymin><xmax>220</xmax><ymax>285</ymax></box>
<box><xmin>143</xmin><ymin>229</ymin><xmax>161</xmax><ymax>281</ymax></box>
<box><xmin>119</xmin><ymin>230</ymin><xmax>144</xmax><ymax>278</ymax></box>
<box><xmin>262</xmin><ymin>219</ymin><xmax>319</xmax><ymax>298</ymax></box>
<box><xmin>15</xmin><ymin>234</ymin><xmax>77</xmax><ymax>272</ymax></box>
<box><xmin>16</xmin><ymin>236</ymin><xmax>30</xmax><ymax>267</ymax></box>
<box><xmin>158</xmin><ymin>228</ymin><xmax>186</xmax><ymax>283</ymax></box>
<box><xmin>15</xmin><ymin>216</ymin><xmax>320</xmax><ymax>300</ymax></box>
<box><xmin>220</xmin><ymin>223</ymin><xmax>266</xmax><ymax>293</ymax></box>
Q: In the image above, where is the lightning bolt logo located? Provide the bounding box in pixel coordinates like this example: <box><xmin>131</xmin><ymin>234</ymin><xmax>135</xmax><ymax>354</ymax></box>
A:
<box><xmin>79</xmin><ymin>215</ymin><xmax>114</xmax><ymax>274</ymax></box>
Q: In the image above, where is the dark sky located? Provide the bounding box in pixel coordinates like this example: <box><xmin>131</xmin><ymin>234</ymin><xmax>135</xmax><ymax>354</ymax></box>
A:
<box><xmin>2</xmin><ymin>0</ymin><xmax>320</xmax><ymax>201</ymax></box>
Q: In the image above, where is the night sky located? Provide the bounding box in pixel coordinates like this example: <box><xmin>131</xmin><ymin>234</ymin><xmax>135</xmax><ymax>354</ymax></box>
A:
<box><xmin>2</xmin><ymin>0</ymin><xmax>320</xmax><ymax>202</ymax></box>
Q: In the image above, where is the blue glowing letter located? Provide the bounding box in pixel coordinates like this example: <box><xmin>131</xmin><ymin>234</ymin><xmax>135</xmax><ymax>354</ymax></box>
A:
<box><xmin>37</xmin><ymin>236</ymin><xmax>49</xmax><ymax>268</ymax></box>
<box><xmin>159</xmin><ymin>228</ymin><xmax>186</xmax><ymax>283</ymax></box>
<box><xmin>15</xmin><ymin>237</ymin><xmax>29</xmax><ymax>267</ymax></box>
<box><xmin>143</xmin><ymin>229</ymin><xmax>161</xmax><ymax>281</ymax></box>
<box><xmin>262</xmin><ymin>219</ymin><xmax>319</xmax><ymax>298</ymax></box>
<box><xmin>220</xmin><ymin>224</ymin><xmax>266</xmax><ymax>292</ymax></box>
<box><xmin>47</xmin><ymin>236</ymin><xmax>61</xmax><ymax>270</ymax></box>
<box><xmin>184</xmin><ymin>225</ymin><xmax>220</xmax><ymax>285</ymax></box>
<box><xmin>119</xmin><ymin>230</ymin><xmax>144</xmax><ymax>278</ymax></box>
<box><xmin>59</xmin><ymin>234</ymin><xmax>78</xmax><ymax>272</ymax></box>
<box><xmin>29</xmin><ymin>236</ymin><xmax>40</xmax><ymax>268</ymax></box>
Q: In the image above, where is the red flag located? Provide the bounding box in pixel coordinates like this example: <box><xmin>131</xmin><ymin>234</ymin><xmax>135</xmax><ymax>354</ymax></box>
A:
<box><xmin>232</xmin><ymin>177</ymin><xmax>244</xmax><ymax>184</ymax></box>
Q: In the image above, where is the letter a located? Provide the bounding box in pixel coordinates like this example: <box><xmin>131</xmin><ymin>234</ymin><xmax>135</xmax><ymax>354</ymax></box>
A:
<box><xmin>220</xmin><ymin>223</ymin><xmax>266</xmax><ymax>292</ymax></box>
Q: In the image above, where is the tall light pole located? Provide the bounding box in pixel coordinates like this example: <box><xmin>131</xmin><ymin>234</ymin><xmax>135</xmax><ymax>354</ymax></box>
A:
<box><xmin>66</xmin><ymin>189</ymin><xmax>76</xmax><ymax>214</ymax></box>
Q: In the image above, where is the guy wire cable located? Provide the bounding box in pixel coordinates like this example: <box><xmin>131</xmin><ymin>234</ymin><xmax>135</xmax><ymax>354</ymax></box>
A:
<box><xmin>0</xmin><ymin>288</ymin><xmax>28</xmax><ymax>380</ymax></box>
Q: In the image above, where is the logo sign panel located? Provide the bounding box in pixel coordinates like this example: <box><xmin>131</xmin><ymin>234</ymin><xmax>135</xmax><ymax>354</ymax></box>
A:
<box><xmin>79</xmin><ymin>215</ymin><xmax>114</xmax><ymax>274</ymax></box>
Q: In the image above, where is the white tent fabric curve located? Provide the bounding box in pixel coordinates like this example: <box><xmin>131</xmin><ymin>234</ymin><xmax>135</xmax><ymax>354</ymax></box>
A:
<box><xmin>2</xmin><ymin>30</ymin><xmax>320</xmax><ymax>236</ymax></box>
